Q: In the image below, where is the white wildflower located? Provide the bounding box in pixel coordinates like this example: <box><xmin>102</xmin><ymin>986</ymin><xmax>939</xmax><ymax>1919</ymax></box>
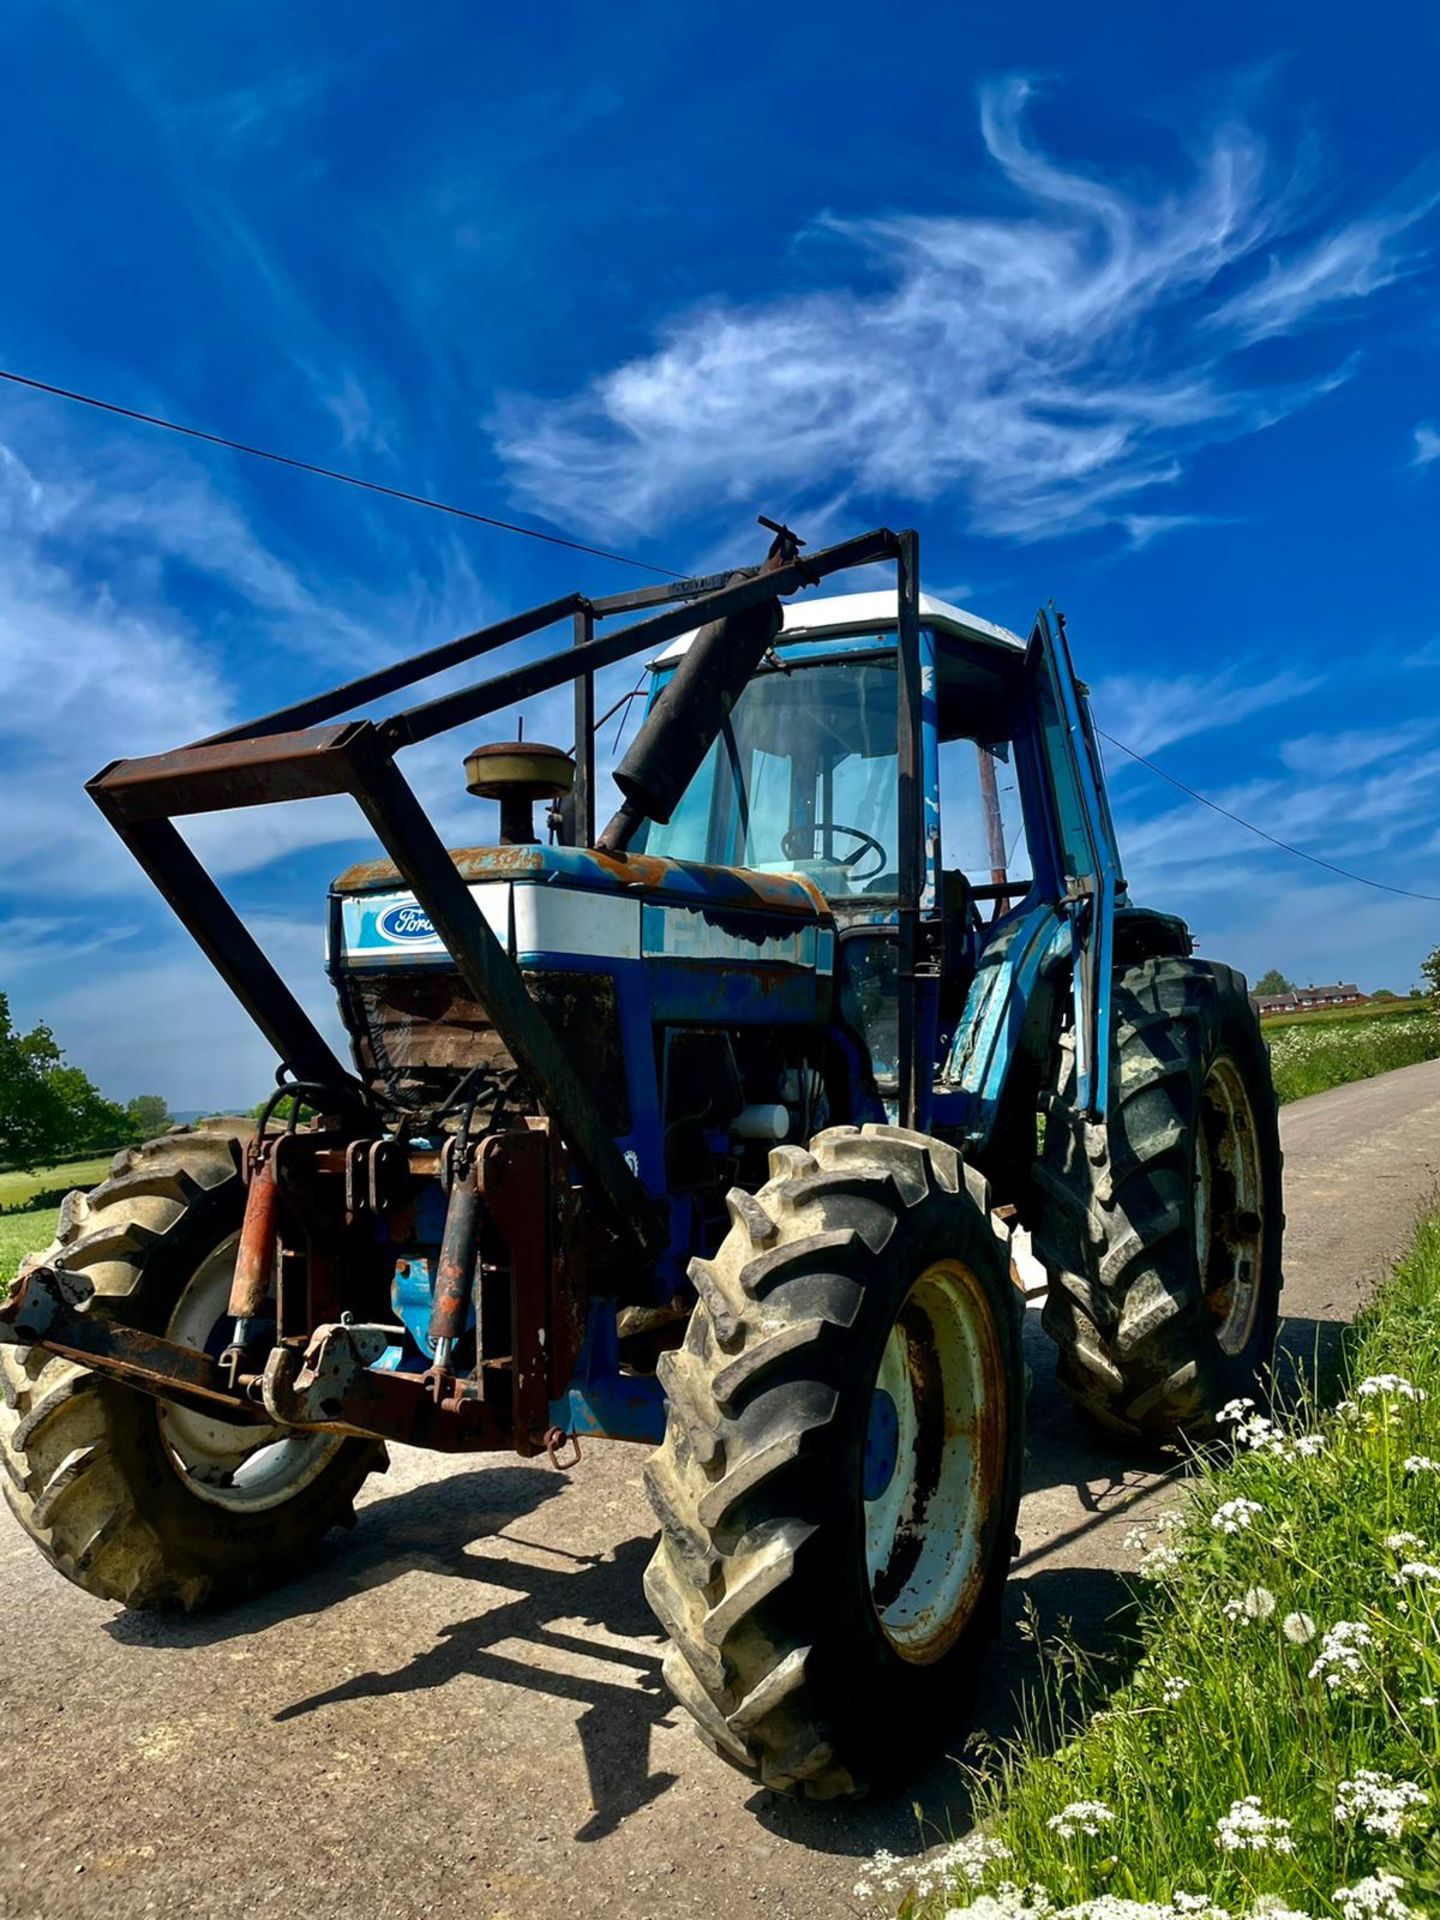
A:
<box><xmin>1251</xmin><ymin>1904</ymin><xmax>1316</xmax><ymax>1920</ymax></box>
<box><xmin>1210</xmin><ymin>1497</ymin><xmax>1263</xmax><ymax>1534</ymax></box>
<box><xmin>1161</xmin><ymin>1675</ymin><xmax>1191</xmax><ymax>1704</ymax></box>
<box><xmin>1403</xmin><ymin>1454</ymin><xmax>1440</xmax><ymax>1474</ymax></box>
<box><xmin>1137</xmin><ymin>1544</ymin><xmax>1183</xmax><ymax>1580</ymax></box>
<box><xmin>1157</xmin><ymin>1509</ymin><xmax>1184</xmax><ymax>1533</ymax></box>
<box><xmin>1046</xmin><ymin>1799</ymin><xmax>1116</xmax><ymax>1839</ymax></box>
<box><xmin>1333</xmin><ymin>1871</ymin><xmax>1416</xmax><ymax>1920</ymax></box>
<box><xmin>1387</xmin><ymin>1531</ymin><xmax>1426</xmax><ymax>1552</ymax></box>
<box><xmin>1420</xmin><ymin>1694</ymin><xmax>1438</xmax><ymax>1708</ymax></box>
<box><xmin>1308</xmin><ymin>1618</ymin><xmax>1374</xmax><ymax>1690</ymax></box>
<box><xmin>1223</xmin><ymin>1586</ymin><xmax>1277</xmax><ymax>1624</ymax></box>
<box><xmin>1392</xmin><ymin>1561</ymin><xmax>1440</xmax><ymax>1587</ymax></box>
<box><xmin>1123</xmin><ymin>1523</ymin><xmax>1151</xmax><ymax>1552</ymax></box>
<box><xmin>1356</xmin><ymin>1374</ymin><xmax>1426</xmax><ymax>1401</ymax></box>
<box><xmin>1217</xmin><ymin>1398</ymin><xmax>1254</xmax><ymax>1424</ymax></box>
<box><xmin>1282</xmin><ymin>1611</ymin><xmax>1317</xmax><ymax>1644</ymax></box>
<box><xmin>1214</xmin><ymin>1795</ymin><xmax>1294</xmax><ymax>1853</ymax></box>
<box><xmin>1334</xmin><ymin>1770</ymin><xmax>1428</xmax><ymax>1839</ymax></box>
<box><xmin>935</xmin><ymin>1833</ymin><xmax>1013</xmax><ymax>1888</ymax></box>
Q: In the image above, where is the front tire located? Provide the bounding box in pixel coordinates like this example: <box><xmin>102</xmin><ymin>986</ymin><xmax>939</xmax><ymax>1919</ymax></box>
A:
<box><xmin>643</xmin><ymin>1124</ymin><xmax>1025</xmax><ymax>1798</ymax></box>
<box><xmin>0</xmin><ymin>1129</ymin><xmax>385</xmax><ymax>1609</ymax></box>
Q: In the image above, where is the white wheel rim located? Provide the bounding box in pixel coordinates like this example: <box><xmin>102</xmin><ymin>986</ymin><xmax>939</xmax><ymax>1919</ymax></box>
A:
<box><xmin>863</xmin><ymin>1259</ymin><xmax>1006</xmax><ymax>1664</ymax></box>
<box><xmin>1194</xmin><ymin>1055</ymin><xmax>1265</xmax><ymax>1357</ymax></box>
<box><xmin>157</xmin><ymin>1234</ymin><xmax>345</xmax><ymax>1512</ymax></box>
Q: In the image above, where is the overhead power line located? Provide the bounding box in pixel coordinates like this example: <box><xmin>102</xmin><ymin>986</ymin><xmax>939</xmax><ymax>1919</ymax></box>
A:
<box><xmin>1099</xmin><ymin>730</ymin><xmax>1440</xmax><ymax>905</ymax></box>
<box><xmin>4</xmin><ymin>361</ymin><xmax>1434</xmax><ymax>905</ymax></box>
<box><xmin>0</xmin><ymin>366</ymin><xmax>680</xmax><ymax>579</ymax></box>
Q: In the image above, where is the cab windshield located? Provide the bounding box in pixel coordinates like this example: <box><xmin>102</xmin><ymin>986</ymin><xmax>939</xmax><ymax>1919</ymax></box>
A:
<box><xmin>635</xmin><ymin>655</ymin><xmax>899</xmax><ymax>897</ymax></box>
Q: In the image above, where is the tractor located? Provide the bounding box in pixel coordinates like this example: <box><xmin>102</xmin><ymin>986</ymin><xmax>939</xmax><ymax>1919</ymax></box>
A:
<box><xmin>0</xmin><ymin>523</ymin><xmax>1282</xmax><ymax>1798</ymax></box>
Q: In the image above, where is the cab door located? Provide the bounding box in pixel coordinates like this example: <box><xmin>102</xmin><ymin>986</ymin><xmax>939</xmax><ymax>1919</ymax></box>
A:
<box><xmin>1026</xmin><ymin>608</ymin><xmax>1123</xmax><ymax>1120</ymax></box>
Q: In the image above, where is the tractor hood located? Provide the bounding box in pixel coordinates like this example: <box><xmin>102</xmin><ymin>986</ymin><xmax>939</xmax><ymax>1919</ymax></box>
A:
<box><xmin>330</xmin><ymin>843</ymin><xmax>834</xmax><ymax>977</ymax></box>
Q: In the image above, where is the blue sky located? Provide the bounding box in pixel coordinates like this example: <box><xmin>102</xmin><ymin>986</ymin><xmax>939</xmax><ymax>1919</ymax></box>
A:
<box><xmin>1</xmin><ymin>0</ymin><xmax>1437</xmax><ymax>1109</ymax></box>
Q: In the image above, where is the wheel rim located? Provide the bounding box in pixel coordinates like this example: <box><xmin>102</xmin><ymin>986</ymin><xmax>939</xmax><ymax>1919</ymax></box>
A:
<box><xmin>862</xmin><ymin>1259</ymin><xmax>1006</xmax><ymax>1664</ymax></box>
<box><xmin>157</xmin><ymin>1235</ymin><xmax>346</xmax><ymax>1512</ymax></box>
<box><xmin>1194</xmin><ymin>1054</ymin><xmax>1265</xmax><ymax>1356</ymax></box>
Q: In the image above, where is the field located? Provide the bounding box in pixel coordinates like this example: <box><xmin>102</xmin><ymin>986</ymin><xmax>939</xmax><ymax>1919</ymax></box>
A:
<box><xmin>1259</xmin><ymin>995</ymin><xmax>1431</xmax><ymax>1033</ymax></box>
<box><xmin>1265</xmin><ymin>1006</ymin><xmax>1440</xmax><ymax>1104</ymax></box>
<box><xmin>876</xmin><ymin>1207</ymin><xmax>1440</xmax><ymax>1920</ymax></box>
<box><xmin>0</xmin><ymin>1151</ymin><xmax>116</xmax><ymax>1212</ymax></box>
<box><xmin>0</xmin><ymin>1151</ymin><xmax>119</xmax><ymax>1287</ymax></box>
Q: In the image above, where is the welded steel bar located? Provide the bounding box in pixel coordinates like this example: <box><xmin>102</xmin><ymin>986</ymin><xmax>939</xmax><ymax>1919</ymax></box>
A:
<box><xmin>895</xmin><ymin>530</ymin><xmax>922</xmax><ymax>1132</ymax></box>
<box><xmin>195</xmin><ymin>595</ymin><xmax>589</xmax><ymax>747</ymax></box>
<box><xmin>89</xmin><ymin>722</ymin><xmax>366</xmax><ymax>821</ymax></box>
<box><xmin>340</xmin><ymin>727</ymin><xmax>666</xmax><ymax>1259</ymax></box>
<box><xmin>383</xmin><ymin>529</ymin><xmax>899</xmax><ymax>749</ymax></box>
<box><xmin>572</xmin><ymin>605</ymin><xmax>596</xmax><ymax>847</ymax></box>
<box><xmin>85</xmin><ymin>814</ymin><xmax>356</xmax><ymax>1089</ymax></box>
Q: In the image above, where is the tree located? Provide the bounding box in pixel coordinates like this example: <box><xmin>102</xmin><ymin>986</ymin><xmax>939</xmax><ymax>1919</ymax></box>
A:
<box><xmin>1254</xmin><ymin>969</ymin><xmax>1295</xmax><ymax>997</ymax></box>
<box><xmin>1422</xmin><ymin>946</ymin><xmax>1440</xmax><ymax>1007</ymax></box>
<box><xmin>125</xmin><ymin>1094</ymin><xmax>173</xmax><ymax>1139</ymax></box>
<box><xmin>0</xmin><ymin>993</ymin><xmax>136</xmax><ymax>1169</ymax></box>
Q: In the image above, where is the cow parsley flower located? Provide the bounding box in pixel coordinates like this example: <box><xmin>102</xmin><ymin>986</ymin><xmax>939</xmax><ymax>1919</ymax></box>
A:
<box><xmin>1392</xmin><ymin>1561</ymin><xmax>1440</xmax><ymax>1587</ymax></box>
<box><xmin>1282</xmin><ymin>1611</ymin><xmax>1317</xmax><ymax>1644</ymax></box>
<box><xmin>1214</xmin><ymin>1796</ymin><xmax>1294</xmax><ymax>1853</ymax></box>
<box><xmin>1217</xmin><ymin>1398</ymin><xmax>1255</xmax><ymax>1424</ymax></box>
<box><xmin>1046</xmin><ymin>1800</ymin><xmax>1116</xmax><ymax>1839</ymax></box>
<box><xmin>1334</xmin><ymin>1770</ymin><xmax>1429</xmax><ymax>1839</ymax></box>
<box><xmin>1308</xmin><ymin>1619</ymin><xmax>1374</xmax><ymax>1690</ymax></box>
<box><xmin>1387</xmin><ymin>1531</ymin><xmax>1426</xmax><ymax>1553</ymax></box>
<box><xmin>1138</xmin><ymin>1544</ymin><xmax>1183</xmax><ymax>1580</ymax></box>
<box><xmin>1161</xmin><ymin>1675</ymin><xmax>1191</xmax><ymax>1704</ymax></box>
<box><xmin>1356</xmin><ymin>1374</ymin><xmax>1426</xmax><ymax>1402</ymax></box>
<box><xmin>1333</xmin><ymin>1871</ymin><xmax>1416</xmax><ymax>1920</ymax></box>
<box><xmin>1210</xmin><ymin>1497</ymin><xmax>1264</xmax><ymax>1535</ymax></box>
<box><xmin>1403</xmin><ymin>1454</ymin><xmax>1440</xmax><ymax>1474</ymax></box>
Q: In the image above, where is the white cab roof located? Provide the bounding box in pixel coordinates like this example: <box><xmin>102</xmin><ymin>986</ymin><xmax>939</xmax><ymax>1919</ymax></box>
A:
<box><xmin>652</xmin><ymin>589</ymin><xmax>1025</xmax><ymax>665</ymax></box>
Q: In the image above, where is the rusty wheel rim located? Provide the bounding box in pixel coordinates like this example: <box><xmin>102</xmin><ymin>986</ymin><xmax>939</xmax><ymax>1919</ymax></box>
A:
<box><xmin>157</xmin><ymin>1234</ymin><xmax>346</xmax><ymax>1512</ymax></box>
<box><xmin>863</xmin><ymin>1259</ymin><xmax>1006</xmax><ymax>1664</ymax></box>
<box><xmin>1195</xmin><ymin>1054</ymin><xmax>1265</xmax><ymax>1357</ymax></box>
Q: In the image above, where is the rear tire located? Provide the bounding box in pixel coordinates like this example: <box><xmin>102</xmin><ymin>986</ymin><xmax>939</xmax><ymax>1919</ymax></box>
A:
<box><xmin>1032</xmin><ymin>956</ymin><xmax>1283</xmax><ymax>1442</ymax></box>
<box><xmin>0</xmin><ymin>1129</ymin><xmax>385</xmax><ymax>1609</ymax></box>
<box><xmin>643</xmin><ymin>1124</ymin><xmax>1025</xmax><ymax>1798</ymax></box>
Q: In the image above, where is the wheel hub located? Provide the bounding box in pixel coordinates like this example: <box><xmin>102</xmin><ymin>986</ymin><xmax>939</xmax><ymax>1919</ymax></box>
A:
<box><xmin>863</xmin><ymin>1259</ymin><xmax>1005</xmax><ymax>1664</ymax></box>
<box><xmin>1194</xmin><ymin>1053</ymin><xmax>1265</xmax><ymax>1356</ymax></box>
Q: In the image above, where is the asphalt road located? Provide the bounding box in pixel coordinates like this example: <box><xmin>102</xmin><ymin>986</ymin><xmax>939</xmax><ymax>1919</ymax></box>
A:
<box><xmin>3</xmin><ymin>1060</ymin><xmax>1439</xmax><ymax>1920</ymax></box>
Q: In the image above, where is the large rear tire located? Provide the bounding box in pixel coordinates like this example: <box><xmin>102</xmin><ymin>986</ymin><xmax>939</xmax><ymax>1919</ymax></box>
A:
<box><xmin>1032</xmin><ymin>956</ymin><xmax>1283</xmax><ymax>1443</ymax></box>
<box><xmin>0</xmin><ymin>1129</ymin><xmax>385</xmax><ymax>1609</ymax></box>
<box><xmin>643</xmin><ymin>1124</ymin><xmax>1025</xmax><ymax>1798</ymax></box>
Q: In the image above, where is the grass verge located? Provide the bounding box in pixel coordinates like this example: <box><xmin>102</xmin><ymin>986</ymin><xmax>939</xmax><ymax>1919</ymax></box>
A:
<box><xmin>0</xmin><ymin>1205</ymin><xmax>60</xmax><ymax>1286</ymax></box>
<box><xmin>866</xmin><ymin>1209</ymin><xmax>1440</xmax><ymax>1920</ymax></box>
<box><xmin>1266</xmin><ymin>1009</ymin><xmax>1440</xmax><ymax>1105</ymax></box>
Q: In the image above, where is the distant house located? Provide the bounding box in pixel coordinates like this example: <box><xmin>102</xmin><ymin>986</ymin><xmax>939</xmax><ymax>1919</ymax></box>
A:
<box><xmin>1254</xmin><ymin>983</ymin><xmax>1366</xmax><ymax>1016</ymax></box>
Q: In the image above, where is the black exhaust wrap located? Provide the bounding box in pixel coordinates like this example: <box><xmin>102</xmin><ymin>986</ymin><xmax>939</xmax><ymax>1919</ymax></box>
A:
<box><xmin>597</xmin><ymin>587</ymin><xmax>781</xmax><ymax>852</ymax></box>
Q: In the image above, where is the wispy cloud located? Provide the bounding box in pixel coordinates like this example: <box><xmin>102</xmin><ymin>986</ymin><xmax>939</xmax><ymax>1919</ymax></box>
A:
<box><xmin>1412</xmin><ymin>423</ymin><xmax>1440</xmax><ymax>469</ymax></box>
<box><xmin>1208</xmin><ymin>203</ymin><xmax>1433</xmax><ymax>342</ymax></box>
<box><xmin>1094</xmin><ymin>662</ymin><xmax>1321</xmax><ymax>757</ymax></box>
<box><xmin>493</xmin><ymin>79</ymin><xmax>1430</xmax><ymax>544</ymax></box>
<box><xmin>1280</xmin><ymin>721</ymin><xmax>1436</xmax><ymax>776</ymax></box>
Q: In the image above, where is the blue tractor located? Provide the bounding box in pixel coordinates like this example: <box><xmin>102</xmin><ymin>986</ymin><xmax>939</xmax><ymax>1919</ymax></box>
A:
<box><xmin>0</xmin><ymin>524</ymin><xmax>1281</xmax><ymax>1796</ymax></box>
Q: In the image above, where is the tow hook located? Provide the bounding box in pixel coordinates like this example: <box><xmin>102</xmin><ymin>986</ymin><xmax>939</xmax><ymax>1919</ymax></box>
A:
<box><xmin>543</xmin><ymin>1426</ymin><xmax>582</xmax><ymax>1472</ymax></box>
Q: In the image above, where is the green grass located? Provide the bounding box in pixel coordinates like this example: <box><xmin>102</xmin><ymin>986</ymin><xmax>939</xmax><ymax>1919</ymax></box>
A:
<box><xmin>1266</xmin><ymin>1009</ymin><xmax>1440</xmax><ymax>1105</ymax></box>
<box><xmin>0</xmin><ymin>1204</ymin><xmax>60</xmax><ymax>1285</ymax></box>
<box><xmin>1259</xmin><ymin>997</ymin><xmax>1431</xmax><ymax>1034</ymax></box>
<box><xmin>0</xmin><ymin>1151</ymin><xmax>118</xmax><ymax>1212</ymax></box>
<box><xmin>872</xmin><ymin>1210</ymin><xmax>1440</xmax><ymax>1920</ymax></box>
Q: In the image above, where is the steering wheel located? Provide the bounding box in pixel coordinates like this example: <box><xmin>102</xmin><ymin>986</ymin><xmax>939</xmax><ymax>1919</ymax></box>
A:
<box><xmin>781</xmin><ymin>822</ymin><xmax>888</xmax><ymax>882</ymax></box>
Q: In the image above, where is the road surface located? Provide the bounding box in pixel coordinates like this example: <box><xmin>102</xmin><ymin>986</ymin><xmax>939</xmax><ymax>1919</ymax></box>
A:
<box><xmin>2</xmin><ymin>1060</ymin><xmax>1439</xmax><ymax>1920</ymax></box>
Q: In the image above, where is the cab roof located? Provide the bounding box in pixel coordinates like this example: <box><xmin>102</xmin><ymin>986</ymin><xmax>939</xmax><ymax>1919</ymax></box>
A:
<box><xmin>652</xmin><ymin>589</ymin><xmax>1025</xmax><ymax>665</ymax></box>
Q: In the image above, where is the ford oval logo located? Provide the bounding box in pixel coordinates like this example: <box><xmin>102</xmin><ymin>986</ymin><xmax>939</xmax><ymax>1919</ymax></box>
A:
<box><xmin>376</xmin><ymin>902</ymin><xmax>437</xmax><ymax>943</ymax></box>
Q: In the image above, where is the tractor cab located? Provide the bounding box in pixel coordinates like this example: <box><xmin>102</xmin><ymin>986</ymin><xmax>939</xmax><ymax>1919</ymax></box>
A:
<box><xmin>633</xmin><ymin>590</ymin><xmax>1087</xmax><ymax>1119</ymax></box>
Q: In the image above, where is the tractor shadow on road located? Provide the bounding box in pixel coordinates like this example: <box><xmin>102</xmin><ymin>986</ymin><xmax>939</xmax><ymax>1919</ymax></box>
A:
<box><xmin>99</xmin><ymin>1311</ymin><xmax>1349</xmax><ymax>1857</ymax></box>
